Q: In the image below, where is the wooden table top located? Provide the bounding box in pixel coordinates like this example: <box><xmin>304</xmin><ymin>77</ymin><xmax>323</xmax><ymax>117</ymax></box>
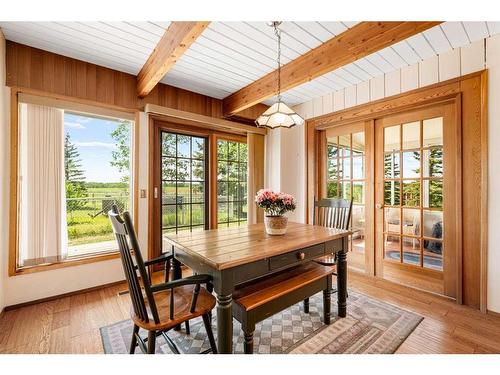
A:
<box><xmin>163</xmin><ymin>222</ymin><xmax>350</xmax><ymax>270</ymax></box>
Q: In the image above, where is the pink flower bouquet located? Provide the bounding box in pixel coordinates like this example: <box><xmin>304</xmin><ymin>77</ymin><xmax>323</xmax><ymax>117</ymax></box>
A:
<box><xmin>255</xmin><ymin>189</ymin><xmax>296</xmax><ymax>217</ymax></box>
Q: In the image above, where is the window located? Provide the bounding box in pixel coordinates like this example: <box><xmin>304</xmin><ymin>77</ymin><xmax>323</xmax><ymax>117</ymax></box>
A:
<box><xmin>64</xmin><ymin>112</ymin><xmax>133</xmax><ymax>258</ymax></box>
<box><xmin>217</xmin><ymin>139</ymin><xmax>247</xmax><ymax>227</ymax></box>
<box><xmin>16</xmin><ymin>99</ymin><xmax>134</xmax><ymax>270</ymax></box>
<box><xmin>161</xmin><ymin>131</ymin><xmax>208</xmax><ymax>240</ymax></box>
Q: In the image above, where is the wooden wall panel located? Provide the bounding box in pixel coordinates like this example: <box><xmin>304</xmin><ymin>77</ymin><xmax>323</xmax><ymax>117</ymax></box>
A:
<box><xmin>333</xmin><ymin>90</ymin><xmax>345</xmax><ymax>112</ymax></box>
<box><xmin>439</xmin><ymin>48</ymin><xmax>461</xmax><ymax>81</ymax></box>
<box><xmin>322</xmin><ymin>93</ymin><xmax>333</xmax><ymax>114</ymax></box>
<box><xmin>419</xmin><ymin>55</ymin><xmax>439</xmax><ymax>86</ymax></box>
<box><xmin>385</xmin><ymin>70</ymin><xmax>401</xmax><ymax>96</ymax></box>
<box><xmin>370</xmin><ymin>76</ymin><xmax>385</xmax><ymax>101</ymax></box>
<box><xmin>4</xmin><ymin>41</ymin><xmax>262</xmax><ymax>121</ymax></box>
<box><xmin>312</xmin><ymin>97</ymin><xmax>323</xmax><ymax>117</ymax></box>
<box><xmin>344</xmin><ymin>85</ymin><xmax>357</xmax><ymax>108</ymax></box>
<box><xmin>356</xmin><ymin>81</ymin><xmax>370</xmax><ymax>105</ymax></box>
<box><xmin>461</xmin><ymin>40</ymin><xmax>485</xmax><ymax>75</ymax></box>
<box><xmin>401</xmin><ymin>64</ymin><xmax>419</xmax><ymax>92</ymax></box>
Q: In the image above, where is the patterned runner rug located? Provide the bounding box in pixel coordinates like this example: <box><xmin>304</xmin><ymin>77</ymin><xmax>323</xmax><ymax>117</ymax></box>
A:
<box><xmin>100</xmin><ymin>290</ymin><xmax>422</xmax><ymax>354</ymax></box>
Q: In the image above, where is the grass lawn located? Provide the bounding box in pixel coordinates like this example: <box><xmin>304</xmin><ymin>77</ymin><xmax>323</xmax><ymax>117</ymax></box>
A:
<box><xmin>67</xmin><ymin>184</ymin><xmax>247</xmax><ymax>247</ymax></box>
<box><xmin>67</xmin><ymin>186</ymin><xmax>129</xmax><ymax>246</ymax></box>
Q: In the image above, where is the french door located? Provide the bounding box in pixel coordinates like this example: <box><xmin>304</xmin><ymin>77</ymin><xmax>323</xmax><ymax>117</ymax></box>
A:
<box><xmin>321</xmin><ymin>102</ymin><xmax>460</xmax><ymax>299</ymax></box>
<box><xmin>150</xmin><ymin>120</ymin><xmax>248</xmax><ymax>262</ymax></box>
<box><xmin>324</xmin><ymin>122</ymin><xmax>374</xmax><ymax>274</ymax></box>
<box><xmin>374</xmin><ymin>103</ymin><xmax>460</xmax><ymax>299</ymax></box>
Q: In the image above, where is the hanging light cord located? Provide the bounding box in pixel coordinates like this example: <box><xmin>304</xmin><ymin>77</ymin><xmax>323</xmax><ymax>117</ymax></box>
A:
<box><xmin>274</xmin><ymin>23</ymin><xmax>282</xmax><ymax>103</ymax></box>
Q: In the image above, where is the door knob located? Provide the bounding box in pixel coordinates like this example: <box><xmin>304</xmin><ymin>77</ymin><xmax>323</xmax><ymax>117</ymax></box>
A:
<box><xmin>297</xmin><ymin>252</ymin><xmax>305</xmax><ymax>260</ymax></box>
<box><xmin>375</xmin><ymin>203</ymin><xmax>384</xmax><ymax>209</ymax></box>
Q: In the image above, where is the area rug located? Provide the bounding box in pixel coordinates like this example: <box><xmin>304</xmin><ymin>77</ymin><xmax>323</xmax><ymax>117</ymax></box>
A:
<box><xmin>100</xmin><ymin>290</ymin><xmax>422</xmax><ymax>354</ymax></box>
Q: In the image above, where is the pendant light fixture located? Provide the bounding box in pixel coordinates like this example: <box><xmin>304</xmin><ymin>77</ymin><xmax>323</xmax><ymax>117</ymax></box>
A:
<box><xmin>255</xmin><ymin>22</ymin><xmax>304</xmax><ymax>129</ymax></box>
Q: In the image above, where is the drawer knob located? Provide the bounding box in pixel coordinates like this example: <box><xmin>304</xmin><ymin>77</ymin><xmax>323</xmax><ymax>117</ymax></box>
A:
<box><xmin>297</xmin><ymin>252</ymin><xmax>305</xmax><ymax>260</ymax></box>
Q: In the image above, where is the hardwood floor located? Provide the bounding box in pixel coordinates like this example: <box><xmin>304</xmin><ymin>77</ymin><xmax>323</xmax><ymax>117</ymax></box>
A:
<box><xmin>1</xmin><ymin>270</ymin><xmax>499</xmax><ymax>354</ymax></box>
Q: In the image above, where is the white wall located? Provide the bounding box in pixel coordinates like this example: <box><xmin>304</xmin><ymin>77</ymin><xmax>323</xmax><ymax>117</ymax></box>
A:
<box><xmin>264</xmin><ymin>125</ymin><xmax>306</xmax><ymax>223</ymax></box>
<box><xmin>279</xmin><ymin>36</ymin><xmax>500</xmax><ymax>313</ymax></box>
<box><xmin>0</xmin><ymin>31</ymin><xmax>8</xmax><ymax>312</ymax></box>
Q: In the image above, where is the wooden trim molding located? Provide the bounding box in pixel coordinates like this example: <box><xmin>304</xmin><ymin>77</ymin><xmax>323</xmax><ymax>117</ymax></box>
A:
<box><xmin>137</xmin><ymin>22</ymin><xmax>210</xmax><ymax>97</ymax></box>
<box><xmin>305</xmin><ymin>70</ymin><xmax>488</xmax><ymax>311</ymax></box>
<box><xmin>223</xmin><ymin>22</ymin><xmax>441</xmax><ymax>115</ymax></box>
<box><xmin>8</xmin><ymin>89</ymin><xmax>140</xmax><ymax>276</ymax></box>
<box><xmin>144</xmin><ymin>104</ymin><xmax>266</xmax><ymax>136</ymax></box>
<box><xmin>311</xmin><ymin>71</ymin><xmax>485</xmax><ymax>129</ymax></box>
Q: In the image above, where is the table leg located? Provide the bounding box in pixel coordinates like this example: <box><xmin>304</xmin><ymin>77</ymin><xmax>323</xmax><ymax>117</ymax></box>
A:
<box><xmin>337</xmin><ymin>244</ymin><xmax>347</xmax><ymax>318</ymax></box>
<box><xmin>171</xmin><ymin>258</ymin><xmax>182</xmax><ymax>280</ymax></box>
<box><xmin>172</xmin><ymin>258</ymin><xmax>183</xmax><ymax>331</ymax></box>
<box><xmin>216</xmin><ymin>293</ymin><xmax>233</xmax><ymax>353</ymax></box>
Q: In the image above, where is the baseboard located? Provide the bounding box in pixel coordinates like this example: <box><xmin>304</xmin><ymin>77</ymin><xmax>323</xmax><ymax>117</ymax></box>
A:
<box><xmin>487</xmin><ymin>309</ymin><xmax>500</xmax><ymax>318</ymax></box>
<box><xmin>3</xmin><ymin>266</ymin><xmax>188</xmax><ymax>311</ymax></box>
<box><xmin>4</xmin><ymin>279</ymin><xmax>126</xmax><ymax>311</ymax></box>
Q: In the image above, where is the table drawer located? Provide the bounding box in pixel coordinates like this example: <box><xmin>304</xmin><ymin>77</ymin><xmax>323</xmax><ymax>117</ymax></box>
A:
<box><xmin>325</xmin><ymin>238</ymin><xmax>343</xmax><ymax>254</ymax></box>
<box><xmin>269</xmin><ymin>243</ymin><xmax>325</xmax><ymax>270</ymax></box>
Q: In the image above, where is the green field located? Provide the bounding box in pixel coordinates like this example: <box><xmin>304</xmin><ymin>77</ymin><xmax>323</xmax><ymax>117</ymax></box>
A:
<box><xmin>66</xmin><ymin>185</ymin><xmax>129</xmax><ymax>246</ymax></box>
<box><xmin>67</xmin><ymin>183</ymin><xmax>247</xmax><ymax>246</ymax></box>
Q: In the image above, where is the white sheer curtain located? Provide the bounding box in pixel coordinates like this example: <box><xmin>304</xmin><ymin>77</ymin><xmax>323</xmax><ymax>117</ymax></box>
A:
<box><xmin>19</xmin><ymin>102</ymin><xmax>67</xmax><ymax>265</ymax></box>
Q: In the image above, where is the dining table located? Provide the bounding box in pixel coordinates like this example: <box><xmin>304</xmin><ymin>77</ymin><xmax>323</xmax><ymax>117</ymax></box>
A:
<box><xmin>164</xmin><ymin>222</ymin><xmax>350</xmax><ymax>354</ymax></box>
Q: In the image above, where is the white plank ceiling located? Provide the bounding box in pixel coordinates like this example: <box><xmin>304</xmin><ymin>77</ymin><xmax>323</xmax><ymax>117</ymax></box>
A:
<box><xmin>1</xmin><ymin>21</ymin><xmax>499</xmax><ymax>107</ymax></box>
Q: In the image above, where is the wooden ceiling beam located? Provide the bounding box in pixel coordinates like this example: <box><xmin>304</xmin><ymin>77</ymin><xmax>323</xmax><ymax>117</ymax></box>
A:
<box><xmin>222</xmin><ymin>21</ymin><xmax>442</xmax><ymax>116</ymax></box>
<box><xmin>137</xmin><ymin>21</ymin><xmax>209</xmax><ymax>97</ymax></box>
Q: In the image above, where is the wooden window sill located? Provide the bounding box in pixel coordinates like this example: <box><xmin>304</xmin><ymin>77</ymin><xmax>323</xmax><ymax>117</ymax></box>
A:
<box><xmin>10</xmin><ymin>251</ymin><xmax>121</xmax><ymax>276</ymax></box>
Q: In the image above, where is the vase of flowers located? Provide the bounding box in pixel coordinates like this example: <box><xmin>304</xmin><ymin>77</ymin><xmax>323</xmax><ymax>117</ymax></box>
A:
<box><xmin>255</xmin><ymin>189</ymin><xmax>297</xmax><ymax>235</ymax></box>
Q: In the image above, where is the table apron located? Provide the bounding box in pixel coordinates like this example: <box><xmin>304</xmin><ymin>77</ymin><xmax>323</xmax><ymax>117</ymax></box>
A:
<box><xmin>172</xmin><ymin>237</ymin><xmax>344</xmax><ymax>295</ymax></box>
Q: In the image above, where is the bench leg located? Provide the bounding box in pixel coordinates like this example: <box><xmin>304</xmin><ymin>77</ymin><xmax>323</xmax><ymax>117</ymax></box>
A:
<box><xmin>323</xmin><ymin>276</ymin><xmax>333</xmax><ymax>325</ymax></box>
<box><xmin>243</xmin><ymin>330</ymin><xmax>254</xmax><ymax>354</ymax></box>
<box><xmin>303</xmin><ymin>298</ymin><xmax>310</xmax><ymax>313</ymax></box>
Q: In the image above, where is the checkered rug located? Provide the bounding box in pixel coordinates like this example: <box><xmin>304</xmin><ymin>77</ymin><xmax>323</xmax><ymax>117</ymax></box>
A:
<box><xmin>100</xmin><ymin>289</ymin><xmax>422</xmax><ymax>354</ymax></box>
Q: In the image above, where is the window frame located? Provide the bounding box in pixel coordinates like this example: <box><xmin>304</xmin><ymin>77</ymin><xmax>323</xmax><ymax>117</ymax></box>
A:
<box><xmin>8</xmin><ymin>90</ymin><xmax>139</xmax><ymax>276</ymax></box>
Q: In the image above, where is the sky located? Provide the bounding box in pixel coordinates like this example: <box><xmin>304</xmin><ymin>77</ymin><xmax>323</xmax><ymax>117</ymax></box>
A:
<box><xmin>64</xmin><ymin>112</ymin><xmax>131</xmax><ymax>183</ymax></box>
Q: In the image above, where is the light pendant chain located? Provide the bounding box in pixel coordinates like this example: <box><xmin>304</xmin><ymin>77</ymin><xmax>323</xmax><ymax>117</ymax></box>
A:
<box><xmin>274</xmin><ymin>24</ymin><xmax>282</xmax><ymax>103</ymax></box>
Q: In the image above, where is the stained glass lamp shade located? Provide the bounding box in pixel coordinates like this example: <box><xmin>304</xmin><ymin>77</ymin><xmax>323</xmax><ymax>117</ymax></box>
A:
<box><xmin>255</xmin><ymin>101</ymin><xmax>304</xmax><ymax>129</ymax></box>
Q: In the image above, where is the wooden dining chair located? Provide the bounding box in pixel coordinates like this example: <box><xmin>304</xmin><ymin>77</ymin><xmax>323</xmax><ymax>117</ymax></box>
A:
<box><xmin>109</xmin><ymin>206</ymin><xmax>217</xmax><ymax>354</ymax></box>
<box><xmin>303</xmin><ymin>198</ymin><xmax>352</xmax><ymax>313</ymax></box>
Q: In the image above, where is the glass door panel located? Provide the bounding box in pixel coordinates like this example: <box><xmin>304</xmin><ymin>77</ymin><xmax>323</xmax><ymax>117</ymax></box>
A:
<box><xmin>326</xmin><ymin>131</ymin><xmax>366</xmax><ymax>255</ymax></box>
<box><xmin>380</xmin><ymin>118</ymin><xmax>444</xmax><ymax>271</ymax></box>
<box><xmin>161</xmin><ymin>131</ymin><xmax>208</xmax><ymax>252</ymax></box>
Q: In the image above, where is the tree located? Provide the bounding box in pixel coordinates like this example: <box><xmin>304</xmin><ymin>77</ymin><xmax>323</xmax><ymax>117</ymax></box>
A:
<box><xmin>110</xmin><ymin>121</ymin><xmax>132</xmax><ymax>184</ymax></box>
<box><xmin>384</xmin><ymin>153</ymin><xmax>400</xmax><ymax>205</ymax></box>
<box><xmin>64</xmin><ymin>133</ymin><xmax>87</xmax><ymax>213</ymax></box>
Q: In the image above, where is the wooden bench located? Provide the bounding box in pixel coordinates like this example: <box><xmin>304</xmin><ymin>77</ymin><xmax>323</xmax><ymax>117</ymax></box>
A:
<box><xmin>232</xmin><ymin>262</ymin><xmax>334</xmax><ymax>354</ymax></box>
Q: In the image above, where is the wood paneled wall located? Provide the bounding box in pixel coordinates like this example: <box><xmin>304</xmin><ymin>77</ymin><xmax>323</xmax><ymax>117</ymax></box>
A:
<box><xmin>5</xmin><ymin>41</ymin><xmax>229</xmax><ymax>118</ymax></box>
<box><xmin>294</xmin><ymin>39</ymin><xmax>487</xmax><ymax>120</ymax></box>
